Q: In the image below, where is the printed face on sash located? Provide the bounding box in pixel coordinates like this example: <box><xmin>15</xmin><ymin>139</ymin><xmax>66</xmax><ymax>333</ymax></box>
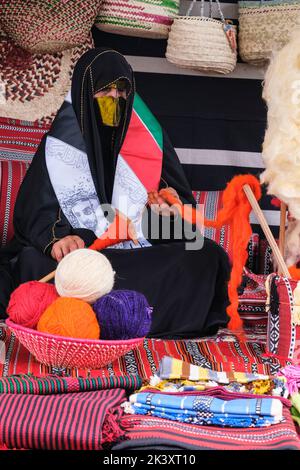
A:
<box><xmin>72</xmin><ymin>198</ymin><xmax>98</xmax><ymax>232</ymax></box>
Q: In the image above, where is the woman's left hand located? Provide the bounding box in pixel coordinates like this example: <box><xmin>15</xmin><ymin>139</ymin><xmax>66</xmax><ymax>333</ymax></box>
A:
<box><xmin>148</xmin><ymin>188</ymin><xmax>180</xmax><ymax>216</ymax></box>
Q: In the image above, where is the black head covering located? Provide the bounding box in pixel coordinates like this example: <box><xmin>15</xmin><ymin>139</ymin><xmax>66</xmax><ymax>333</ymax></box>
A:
<box><xmin>71</xmin><ymin>48</ymin><xmax>135</xmax><ymax>203</ymax></box>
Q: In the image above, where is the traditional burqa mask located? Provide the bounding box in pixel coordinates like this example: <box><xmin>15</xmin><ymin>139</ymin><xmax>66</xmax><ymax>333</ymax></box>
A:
<box><xmin>95</xmin><ymin>80</ymin><xmax>128</xmax><ymax>127</ymax></box>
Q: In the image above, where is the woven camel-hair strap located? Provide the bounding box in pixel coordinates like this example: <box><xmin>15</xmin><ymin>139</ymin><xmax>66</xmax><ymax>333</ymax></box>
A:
<box><xmin>187</xmin><ymin>0</ymin><xmax>226</xmax><ymax>23</ymax></box>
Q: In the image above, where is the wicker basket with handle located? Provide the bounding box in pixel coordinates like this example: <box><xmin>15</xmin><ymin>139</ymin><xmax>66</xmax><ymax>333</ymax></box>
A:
<box><xmin>166</xmin><ymin>0</ymin><xmax>237</xmax><ymax>74</ymax></box>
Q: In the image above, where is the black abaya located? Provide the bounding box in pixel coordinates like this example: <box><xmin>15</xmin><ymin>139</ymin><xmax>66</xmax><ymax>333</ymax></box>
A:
<box><xmin>0</xmin><ymin>48</ymin><xmax>231</xmax><ymax>338</ymax></box>
<box><xmin>11</xmin><ymin>239</ymin><xmax>229</xmax><ymax>339</ymax></box>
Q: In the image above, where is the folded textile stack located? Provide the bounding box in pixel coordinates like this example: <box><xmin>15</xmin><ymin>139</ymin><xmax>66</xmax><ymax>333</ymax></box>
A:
<box><xmin>123</xmin><ymin>357</ymin><xmax>287</xmax><ymax>428</ymax></box>
<box><xmin>0</xmin><ymin>389</ymin><xmax>126</xmax><ymax>450</ymax></box>
<box><xmin>124</xmin><ymin>391</ymin><xmax>283</xmax><ymax>428</ymax></box>
<box><xmin>114</xmin><ymin>406</ymin><xmax>300</xmax><ymax>450</ymax></box>
<box><xmin>150</xmin><ymin>356</ymin><xmax>287</xmax><ymax>396</ymax></box>
<box><xmin>116</xmin><ymin>357</ymin><xmax>298</xmax><ymax>450</ymax></box>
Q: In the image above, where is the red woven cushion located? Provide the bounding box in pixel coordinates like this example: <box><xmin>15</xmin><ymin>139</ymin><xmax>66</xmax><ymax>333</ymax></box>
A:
<box><xmin>192</xmin><ymin>190</ymin><xmax>259</xmax><ymax>267</ymax></box>
<box><xmin>267</xmin><ymin>274</ymin><xmax>300</xmax><ymax>364</ymax></box>
<box><xmin>0</xmin><ymin>117</ymin><xmax>49</xmax><ymax>163</ymax></box>
<box><xmin>0</xmin><ymin>160</ymin><xmax>30</xmax><ymax>246</ymax></box>
<box><xmin>193</xmin><ymin>190</ymin><xmax>233</xmax><ymax>258</ymax></box>
<box><xmin>0</xmin><ymin>118</ymin><xmax>49</xmax><ymax>246</ymax></box>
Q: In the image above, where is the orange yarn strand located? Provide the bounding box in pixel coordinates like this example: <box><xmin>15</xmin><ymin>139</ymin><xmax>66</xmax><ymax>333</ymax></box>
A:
<box><xmin>89</xmin><ymin>210</ymin><xmax>138</xmax><ymax>251</ymax></box>
<box><xmin>288</xmin><ymin>265</ymin><xmax>300</xmax><ymax>280</ymax></box>
<box><xmin>159</xmin><ymin>174</ymin><xmax>262</xmax><ymax>331</ymax></box>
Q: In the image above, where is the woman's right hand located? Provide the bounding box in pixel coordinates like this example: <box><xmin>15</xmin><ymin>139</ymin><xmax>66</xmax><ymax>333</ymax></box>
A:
<box><xmin>51</xmin><ymin>235</ymin><xmax>85</xmax><ymax>262</ymax></box>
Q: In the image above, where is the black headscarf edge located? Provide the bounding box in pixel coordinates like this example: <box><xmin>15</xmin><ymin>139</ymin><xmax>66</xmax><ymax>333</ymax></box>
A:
<box><xmin>70</xmin><ymin>48</ymin><xmax>135</xmax><ymax>203</ymax></box>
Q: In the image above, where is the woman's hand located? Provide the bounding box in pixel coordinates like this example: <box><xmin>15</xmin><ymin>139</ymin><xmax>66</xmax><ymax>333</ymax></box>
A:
<box><xmin>148</xmin><ymin>188</ymin><xmax>180</xmax><ymax>216</ymax></box>
<box><xmin>51</xmin><ymin>235</ymin><xmax>85</xmax><ymax>262</ymax></box>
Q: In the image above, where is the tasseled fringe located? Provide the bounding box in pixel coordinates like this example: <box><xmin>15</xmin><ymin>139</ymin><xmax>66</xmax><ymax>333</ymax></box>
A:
<box><xmin>102</xmin><ymin>409</ymin><xmax>126</xmax><ymax>449</ymax></box>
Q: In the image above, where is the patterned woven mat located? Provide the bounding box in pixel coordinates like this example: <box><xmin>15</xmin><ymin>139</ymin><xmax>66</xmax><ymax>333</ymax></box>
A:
<box><xmin>0</xmin><ymin>323</ymin><xmax>290</xmax><ymax>379</ymax></box>
<box><xmin>114</xmin><ymin>407</ymin><xmax>300</xmax><ymax>451</ymax></box>
<box><xmin>0</xmin><ymin>34</ymin><xmax>93</xmax><ymax>124</ymax></box>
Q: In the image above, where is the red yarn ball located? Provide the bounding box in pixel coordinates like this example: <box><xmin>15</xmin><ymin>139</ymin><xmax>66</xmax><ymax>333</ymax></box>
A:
<box><xmin>7</xmin><ymin>281</ymin><xmax>59</xmax><ymax>329</ymax></box>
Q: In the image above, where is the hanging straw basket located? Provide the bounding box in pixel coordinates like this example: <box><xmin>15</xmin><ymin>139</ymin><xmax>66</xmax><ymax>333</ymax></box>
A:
<box><xmin>6</xmin><ymin>319</ymin><xmax>144</xmax><ymax>370</ymax></box>
<box><xmin>166</xmin><ymin>0</ymin><xmax>237</xmax><ymax>74</ymax></box>
<box><xmin>238</xmin><ymin>0</ymin><xmax>300</xmax><ymax>65</ymax></box>
<box><xmin>95</xmin><ymin>0</ymin><xmax>180</xmax><ymax>39</ymax></box>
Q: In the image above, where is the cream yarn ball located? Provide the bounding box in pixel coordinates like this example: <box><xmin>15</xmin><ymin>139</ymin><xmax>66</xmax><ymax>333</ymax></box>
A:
<box><xmin>55</xmin><ymin>249</ymin><xmax>115</xmax><ymax>303</ymax></box>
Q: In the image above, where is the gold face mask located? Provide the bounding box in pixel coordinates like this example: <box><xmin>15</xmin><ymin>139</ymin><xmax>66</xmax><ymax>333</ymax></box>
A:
<box><xmin>96</xmin><ymin>96</ymin><xmax>121</xmax><ymax>127</ymax></box>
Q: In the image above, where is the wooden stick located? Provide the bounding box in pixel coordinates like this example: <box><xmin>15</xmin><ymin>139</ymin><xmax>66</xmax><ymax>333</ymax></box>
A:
<box><xmin>38</xmin><ymin>211</ymin><xmax>138</xmax><ymax>283</ymax></box>
<box><xmin>279</xmin><ymin>202</ymin><xmax>287</xmax><ymax>258</ymax></box>
<box><xmin>39</xmin><ymin>270</ymin><xmax>56</xmax><ymax>283</ymax></box>
<box><xmin>243</xmin><ymin>184</ymin><xmax>291</xmax><ymax>278</ymax></box>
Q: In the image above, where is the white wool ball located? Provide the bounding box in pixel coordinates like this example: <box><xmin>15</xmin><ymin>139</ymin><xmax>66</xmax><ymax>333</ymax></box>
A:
<box><xmin>55</xmin><ymin>249</ymin><xmax>115</xmax><ymax>303</ymax></box>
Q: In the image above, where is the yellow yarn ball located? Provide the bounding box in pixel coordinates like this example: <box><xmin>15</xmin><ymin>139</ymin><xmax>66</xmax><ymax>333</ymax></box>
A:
<box><xmin>55</xmin><ymin>248</ymin><xmax>115</xmax><ymax>303</ymax></box>
<box><xmin>37</xmin><ymin>297</ymin><xmax>100</xmax><ymax>339</ymax></box>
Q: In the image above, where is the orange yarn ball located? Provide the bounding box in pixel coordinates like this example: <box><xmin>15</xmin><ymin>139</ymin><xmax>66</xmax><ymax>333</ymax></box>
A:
<box><xmin>37</xmin><ymin>297</ymin><xmax>100</xmax><ymax>340</ymax></box>
<box><xmin>7</xmin><ymin>281</ymin><xmax>58</xmax><ymax>329</ymax></box>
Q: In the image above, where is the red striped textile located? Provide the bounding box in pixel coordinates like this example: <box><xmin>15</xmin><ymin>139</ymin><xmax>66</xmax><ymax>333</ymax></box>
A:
<box><xmin>267</xmin><ymin>275</ymin><xmax>300</xmax><ymax>365</ymax></box>
<box><xmin>0</xmin><ymin>160</ymin><xmax>30</xmax><ymax>246</ymax></box>
<box><xmin>0</xmin><ymin>374</ymin><xmax>142</xmax><ymax>394</ymax></box>
<box><xmin>0</xmin><ymin>118</ymin><xmax>49</xmax><ymax>163</ymax></box>
<box><xmin>0</xmin><ymin>323</ymin><xmax>290</xmax><ymax>379</ymax></box>
<box><xmin>238</xmin><ymin>269</ymin><xmax>268</xmax><ymax>328</ymax></box>
<box><xmin>0</xmin><ymin>118</ymin><xmax>48</xmax><ymax>246</ymax></box>
<box><xmin>0</xmin><ymin>389</ymin><xmax>125</xmax><ymax>450</ymax></box>
<box><xmin>193</xmin><ymin>190</ymin><xmax>233</xmax><ymax>260</ymax></box>
<box><xmin>114</xmin><ymin>407</ymin><xmax>300</xmax><ymax>450</ymax></box>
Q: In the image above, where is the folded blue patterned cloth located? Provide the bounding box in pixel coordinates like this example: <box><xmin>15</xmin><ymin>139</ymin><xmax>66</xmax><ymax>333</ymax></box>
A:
<box><xmin>124</xmin><ymin>392</ymin><xmax>283</xmax><ymax>428</ymax></box>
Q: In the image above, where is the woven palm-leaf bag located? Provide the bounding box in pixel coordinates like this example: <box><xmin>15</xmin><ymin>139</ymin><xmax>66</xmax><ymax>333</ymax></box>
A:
<box><xmin>238</xmin><ymin>0</ymin><xmax>300</xmax><ymax>65</ymax></box>
<box><xmin>95</xmin><ymin>0</ymin><xmax>179</xmax><ymax>38</ymax></box>
<box><xmin>166</xmin><ymin>0</ymin><xmax>237</xmax><ymax>74</ymax></box>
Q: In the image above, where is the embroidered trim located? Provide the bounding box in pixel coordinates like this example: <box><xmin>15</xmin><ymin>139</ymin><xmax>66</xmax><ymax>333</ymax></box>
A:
<box><xmin>94</xmin><ymin>76</ymin><xmax>132</xmax><ymax>96</ymax></box>
<box><xmin>43</xmin><ymin>208</ymin><xmax>63</xmax><ymax>254</ymax></box>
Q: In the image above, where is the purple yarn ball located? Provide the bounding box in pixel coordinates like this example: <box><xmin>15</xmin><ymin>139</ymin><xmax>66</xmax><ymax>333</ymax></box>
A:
<box><xmin>93</xmin><ymin>290</ymin><xmax>152</xmax><ymax>340</ymax></box>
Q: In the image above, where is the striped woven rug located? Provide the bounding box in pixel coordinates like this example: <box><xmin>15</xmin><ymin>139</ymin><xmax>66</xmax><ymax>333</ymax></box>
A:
<box><xmin>0</xmin><ymin>323</ymin><xmax>289</xmax><ymax>379</ymax></box>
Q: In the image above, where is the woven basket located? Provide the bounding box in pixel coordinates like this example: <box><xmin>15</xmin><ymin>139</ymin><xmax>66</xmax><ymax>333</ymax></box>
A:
<box><xmin>238</xmin><ymin>0</ymin><xmax>300</xmax><ymax>65</ymax></box>
<box><xmin>95</xmin><ymin>0</ymin><xmax>179</xmax><ymax>38</ymax></box>
<box><xmin>166</xmin><ymin>0</ymin><xmax>237</xmax><ymax>74</ymax></box>
<box><xmin>1</xmin><ymin>0</ymin><xmax>101</xmax><ymax>53</ymax></box>
<box><xmin>0</xmin><ymin>34</ymin><xmax>94</xmax><ymax>124</ymax></box>
<box><xmin>6</xmin><ymin>319</ymin><xmax>144</xmax><ymax>369</ymax></box>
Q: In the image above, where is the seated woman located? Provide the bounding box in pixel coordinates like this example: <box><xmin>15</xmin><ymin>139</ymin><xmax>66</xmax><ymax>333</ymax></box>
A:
<box><xmin>0</xmin><ymin>48</ymin><xmax>230</xmax><ymax>339</ymax></box>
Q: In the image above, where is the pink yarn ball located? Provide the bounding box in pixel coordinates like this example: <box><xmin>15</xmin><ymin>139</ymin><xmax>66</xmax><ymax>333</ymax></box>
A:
<box><xmin>7</xmin><ymin>281</ymin><xmax>59</xmax><ymax>329</ymax></box>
